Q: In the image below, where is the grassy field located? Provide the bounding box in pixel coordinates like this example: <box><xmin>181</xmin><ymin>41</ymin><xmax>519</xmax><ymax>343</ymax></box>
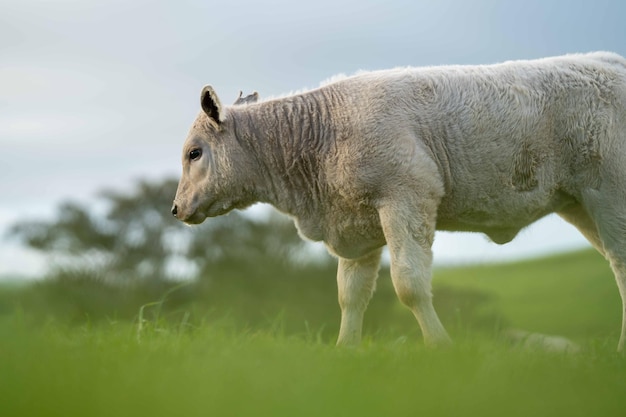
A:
<box><xmin>1</xmin><ymin>249</ymin><xmax>625</xmax><ymax>417</ymax></box>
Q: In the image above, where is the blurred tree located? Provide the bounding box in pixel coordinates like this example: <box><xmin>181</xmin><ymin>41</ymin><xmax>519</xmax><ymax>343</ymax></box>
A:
<box><xmin>10</xmin><ymin>177</ymin><xmax>319</xmax><ymax>284</ymax></box>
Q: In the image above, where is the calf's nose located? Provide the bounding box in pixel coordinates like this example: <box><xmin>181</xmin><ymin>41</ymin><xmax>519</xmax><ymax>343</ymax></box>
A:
<box><xmin>171</xmin><ymin>204</ymin><xmax>178</xmax><ymax>217</ymax></box>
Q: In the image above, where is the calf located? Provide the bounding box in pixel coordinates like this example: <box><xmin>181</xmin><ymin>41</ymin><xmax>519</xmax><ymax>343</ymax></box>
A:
<box><xmin>173</xmin><ymin>52</ymin><xmax>626</xmax><ymax>350</ymax></box>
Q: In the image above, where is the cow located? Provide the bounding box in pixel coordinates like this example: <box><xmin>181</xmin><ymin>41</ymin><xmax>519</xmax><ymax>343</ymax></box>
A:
<box><xmin>172</xmin><ymin>52</ymin><xmax>626</xmax><ymax>351</ymax></box>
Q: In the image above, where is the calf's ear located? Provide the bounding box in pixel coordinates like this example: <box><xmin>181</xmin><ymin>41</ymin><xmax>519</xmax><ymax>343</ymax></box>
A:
<box><xmin>233</xmin><ymin>91</ymin><xmax>260</xmax><ymax>105</ymax></box>
<box><xmin>201</xmin><ymin>85</ymin><xmax>223</xmax><ymax>125</ymax></box>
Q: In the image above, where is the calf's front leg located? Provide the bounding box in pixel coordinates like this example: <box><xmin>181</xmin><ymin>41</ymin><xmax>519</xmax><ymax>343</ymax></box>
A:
<box><xmin>378</xmin><ymin>203</ymin><xmax>451</xmax><ymax>347</ymax></box>
<box><xmin>336</xmin><ymin>249</ymin><xmax>382</xmax><ymax>346</ymax></box>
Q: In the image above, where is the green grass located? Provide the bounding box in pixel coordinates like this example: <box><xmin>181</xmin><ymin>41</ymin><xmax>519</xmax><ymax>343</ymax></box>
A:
<box><xmin>434</xmin><ymin>249</ymin><xmax>621</xmax><ymax>340</ymax></box>
<box><xmin>1</xmin><ymin>249</ymin><xmax>625</xmax><ymax>417</ymax></box>
<box><xmin>1</xmin><ymin>315</ymin><xmax>624</xmax><ymax>417</ymax></box>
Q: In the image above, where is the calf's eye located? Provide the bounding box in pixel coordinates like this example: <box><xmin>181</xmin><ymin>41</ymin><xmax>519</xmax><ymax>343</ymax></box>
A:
<box><xmin>189</xmin><ymin>149</ymin><xmax>202</xmax><ymax>161</ymax></box>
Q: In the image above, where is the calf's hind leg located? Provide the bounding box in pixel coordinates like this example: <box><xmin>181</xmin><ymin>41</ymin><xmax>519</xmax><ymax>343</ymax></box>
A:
<box><xmin>579</xmin><ymin>188</ymin><xmax>626</xmax><ymax>352</ymax></box>
<box><xmin>557</xmin><ymin>204</ymin><xmax>605</xmax><ymax>257</ymax></box>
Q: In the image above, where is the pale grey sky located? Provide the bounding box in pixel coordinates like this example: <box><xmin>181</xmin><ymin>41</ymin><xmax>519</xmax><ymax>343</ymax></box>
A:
<box><xmin>2</xmin><ymin>0</ymin><xmax>626</xmax><ymax>276</ymax></box>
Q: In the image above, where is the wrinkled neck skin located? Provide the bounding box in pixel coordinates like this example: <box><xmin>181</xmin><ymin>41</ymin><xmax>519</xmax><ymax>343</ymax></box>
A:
<box><xmin>229</xmin><ymin>90</ymin><xmax>343</xmax><ymax>221</ymax></box>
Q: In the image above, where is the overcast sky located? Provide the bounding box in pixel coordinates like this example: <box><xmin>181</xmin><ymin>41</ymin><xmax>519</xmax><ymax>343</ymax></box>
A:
<box><xmin>2</xmin><ymin>0</ymin><xmax>626</xmax><ymax>277</ymax></box>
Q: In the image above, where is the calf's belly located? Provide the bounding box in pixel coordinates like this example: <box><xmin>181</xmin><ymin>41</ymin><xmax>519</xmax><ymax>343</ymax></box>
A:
<box><xmin>435</xmin><ymin>189</ymin><xmax>575</xmax><ymax>244</ymax></box>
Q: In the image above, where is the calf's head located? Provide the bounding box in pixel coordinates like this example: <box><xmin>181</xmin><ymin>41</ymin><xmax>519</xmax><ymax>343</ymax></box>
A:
<box><xmin>171</xmin><ymin>86</ymin><xmax>259</xmax><ymax>224</ymax></box>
